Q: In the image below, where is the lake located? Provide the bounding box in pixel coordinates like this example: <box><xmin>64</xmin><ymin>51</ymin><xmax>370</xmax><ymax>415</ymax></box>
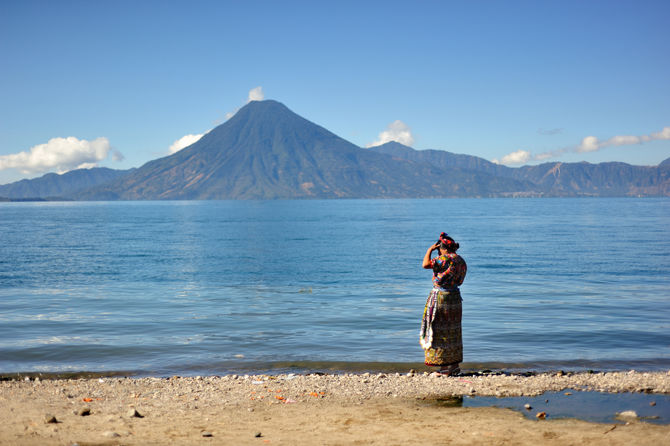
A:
<box><xmin>1</xmin><ymin>198</ymin><xmax>668</xmax><ymax>376</ymax></box>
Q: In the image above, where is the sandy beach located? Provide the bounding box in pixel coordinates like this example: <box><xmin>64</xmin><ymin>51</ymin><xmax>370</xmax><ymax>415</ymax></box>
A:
<box><xmin>1</xmin><ymin>370</ymin><xmax>669</xmax><ymax>445</ymax></box>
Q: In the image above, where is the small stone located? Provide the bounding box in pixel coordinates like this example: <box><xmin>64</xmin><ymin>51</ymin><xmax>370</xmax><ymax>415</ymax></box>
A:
<box><xmin>564</xmin><ymin>392</ymin><xmax>572</xmax><ymax>396</ymax></box>
<box><xmin>201</xmin><ymin>431</ymin><xmax>213</xmax><ymax>437</ymax></box>
<box><xmin>77</xmin><ymin>407</ymin><xmax>91</xmax><ymax>416</ymax></box>
<box><xmin>127</xmin><ymin>408</ymin><xmax>144</xmax><ymax>418</ymax></box>
<box><xmin>650</xmin><ymin>401</ymin><xmax>656</xmax><ymax>406</ymax></box>
<box><xmin>255</xmin><ymin>432</ymin><xmax>263</xmax><ymax>438</ymax></box>
<box><xmin>102</xmin><ymin>431</ymin><xmax>120</xmax><ymax>438</ymax></box>
<box><xmin>536</xmin><ymin>412</ymin><xmax>547</xmax><ymax>420</ymax></box>
<box><xmin>524</xmin><ymin>404</ymin><xmax>532</xmax><ymax>410</ymax></box>
<box><xmin>44</xmin><ymin>414</ymin><xmax>58</xmax><ymax>424</ymax></box>
<box><xmin>248</xmin><ymin>408</ymin><xmax>254</xmax><ymax>412</ymax></box>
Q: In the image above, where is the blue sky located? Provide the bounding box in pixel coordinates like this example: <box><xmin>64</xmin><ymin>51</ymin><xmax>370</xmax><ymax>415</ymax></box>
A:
<box><xmin>1</xmin><ymin>0</ymin><xmax>669</xmax><ymax>184</ymax></box>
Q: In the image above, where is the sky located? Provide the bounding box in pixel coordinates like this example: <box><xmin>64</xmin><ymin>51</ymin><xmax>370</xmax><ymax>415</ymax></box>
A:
<box><xmin>1</xmin><ymin>0</ymin><xmax>669</xmax><ymax>184</ymax></box>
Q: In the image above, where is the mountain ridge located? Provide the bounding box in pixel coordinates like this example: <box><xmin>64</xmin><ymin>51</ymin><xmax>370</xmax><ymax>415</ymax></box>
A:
<box><xmin>1</xmin><ymin>100</ymin><xmax>668</xmax><ymax>199</ymax></box>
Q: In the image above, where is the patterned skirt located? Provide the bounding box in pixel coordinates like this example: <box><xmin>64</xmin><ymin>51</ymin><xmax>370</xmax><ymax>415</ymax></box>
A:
<box><xmin>420</xmin><ymin>287</ymin><xmax>463</xmax><ymax>366</ymax></box>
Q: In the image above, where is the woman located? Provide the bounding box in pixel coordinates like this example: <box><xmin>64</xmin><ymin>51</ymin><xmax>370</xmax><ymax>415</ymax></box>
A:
<box><xmin>420</xmin><ymin>232</ymin><xmax>467</xmax><ymax>376</ymax></box>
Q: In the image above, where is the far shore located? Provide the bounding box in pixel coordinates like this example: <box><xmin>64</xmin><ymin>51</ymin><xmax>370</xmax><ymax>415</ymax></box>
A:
<box><xmin>1</xmin><ymin>370</ymin><xmax>669</xmax><ymax>445</ymax></box>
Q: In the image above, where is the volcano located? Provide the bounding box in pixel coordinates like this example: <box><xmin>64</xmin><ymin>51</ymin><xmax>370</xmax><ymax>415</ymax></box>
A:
<box><xmin>76</xmin><ymin>100</ymin><xmax>527</xmax><ymax>200</ymax></box>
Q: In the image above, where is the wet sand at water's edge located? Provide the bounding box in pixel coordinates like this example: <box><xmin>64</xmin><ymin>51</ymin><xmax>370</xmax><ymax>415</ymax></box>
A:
<box><xmin>1</xmin><ymin>370</ymin><xmax>669</xmax><ymax>445</ymax></box>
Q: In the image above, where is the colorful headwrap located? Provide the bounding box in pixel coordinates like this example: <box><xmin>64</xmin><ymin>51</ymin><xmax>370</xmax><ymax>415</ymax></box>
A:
<box><xmin>439</xmin><ymin>232</ymin><xmax>455</xmax><ymax>248</ymax></box>
<box><xmin>440</xmin><ymin>232</ymin><xmax>459</xmax><ymax>251</ymax></box>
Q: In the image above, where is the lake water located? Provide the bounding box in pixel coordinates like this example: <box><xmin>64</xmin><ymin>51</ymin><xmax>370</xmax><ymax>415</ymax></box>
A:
<box><xmin>1</xmin><ymin>198</ymin><xmax>669</xmax><ymax>376</ymax></box>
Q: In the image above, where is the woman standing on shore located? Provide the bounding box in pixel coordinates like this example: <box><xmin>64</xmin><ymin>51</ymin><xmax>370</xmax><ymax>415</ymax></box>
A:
<box><xmin>420</xmin><ymin>232</ymin><xmax>467</xmax><ymax>376</ymax></box>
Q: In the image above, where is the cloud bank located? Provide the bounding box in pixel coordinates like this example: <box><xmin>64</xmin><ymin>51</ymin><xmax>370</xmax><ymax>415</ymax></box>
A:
<box><xmin>493</xmin><ymin>126</ymin><xmax>670</xmax><ymax>165</ymax></box>
<box><xmin>366</xmin><ymin>120</ymin><xmax>415</xmax><ymax>148</ymax></box>
<box><xmin>0</xmin><ymin>137</ymin><xmax>121</xmax><ymax>175</ymax></box>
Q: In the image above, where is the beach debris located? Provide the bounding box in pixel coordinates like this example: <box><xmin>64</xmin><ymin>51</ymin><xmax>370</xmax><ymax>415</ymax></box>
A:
<box><xmin>524</xmin><ymin>404</ymin><xmax>532</xmax><ymax>410</ymax></box>
<box><xmin>77</xmin><ymin>407</ymin><xmax>91</xmax><ymax>416</ymax></box>
<box><xmin>44</xmin><ymin>414</ymin><xmax>58</xmax><ymax>424</ymax></box>
<box><xmin>603</xmin><ymin>425</ymin><xmax>617</xmax><ymax>434</ymax></box>
<box><xmin>564</xmin><ymin>392</ymin><xmax>572</xmax><ymax>396</ymax></box>
<box><xmin>127</xmin><ymin>408</ymin><xmax>144</xmax><ymax>418</ymax></box>
<box><xmin>82</xmin><ymin>397</ymin><xmax>93</xmax><ymax>402</ymax></box>
<box><xmin>536</xmin><ymin>412</ymin><xmax>547</xmax><ymax>420</ymax></box>
<box><xmin>102</xmin><ymin>431</ymin><xmax>120</xmax><ymax>438</ymax></box>
<box><xmin>201</xmin><ymin>431</ymin><xmax>213</xmax><ymax>437</ymax></box>
<box><xmin>615</xmin><ymin>410</ymin><xmax>638</xmax><ymax>421</ymax></box>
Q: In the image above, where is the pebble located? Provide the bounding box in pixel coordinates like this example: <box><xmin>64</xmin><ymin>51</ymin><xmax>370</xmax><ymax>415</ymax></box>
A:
<box><xmin>77</xmin><ymin>407</ymin><xmax>91</xmax><ymax>416</ymax></box>
<box><xmin>255</xmin><ymin>432</ymin><xmax>263</xmax><ymax>437</ymax></box>
<box><xmin>536</xmin><ymin>412</ymin><xmax>547</xmax><ymax>420</ymax></box>
<box><xmin>201</xmin><ymin>431</ymin><xmax>213</xmax><ymax>437</ymax></box>
<box><xmin>650</xmin><ymin>401</ymin><xmax>656</xmax><ymax>406</ymax></box>
<box><xmin>524</xmin><ymin>404</ymin><xmax>532</xmax><ymax>410</ymax></box>
<box><xmin>127</xmin><ymin>408</ymin><xmax>144</xmax><ymax>418</ymax></box>
<box><xmin>102</xmin><ymin>431</ymin><xmax>120</xmax><ymax>438</ymax></box>
<box><xmin>44</xmin><ymin>414</ymin><xmax>58</xmax><ymax>424</ymax></box>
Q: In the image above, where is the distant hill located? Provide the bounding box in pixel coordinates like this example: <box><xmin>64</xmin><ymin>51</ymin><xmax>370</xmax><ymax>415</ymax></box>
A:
<box><xmin>370</xmin><ymin>141</ymin><xmax>670</xmax><ymax>197</ymax></box>
<box><xmin>3</xmin><ymin>101</ymin><xmax>668</xmax><ymax>200</ymax></box>
<box><xmin>76</xmin><ymin>100</ymin><xmax>529</xmax><ymax>200</ymax></box>
<box><xmin>0</xmin><ymin>167</ymin><xmax>133</xmax><ymax>200</ymax></box>
<box><xmin>369</xmin><ymin>141</ymin><xmax>512</xmax><ymax>177</ymax></box>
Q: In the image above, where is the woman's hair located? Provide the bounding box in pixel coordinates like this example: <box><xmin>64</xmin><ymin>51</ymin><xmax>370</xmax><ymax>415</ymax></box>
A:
<box><xmin>439</xmin><ymin>232</ymin><xmax>460</xmax><ymax>252</ymax></box>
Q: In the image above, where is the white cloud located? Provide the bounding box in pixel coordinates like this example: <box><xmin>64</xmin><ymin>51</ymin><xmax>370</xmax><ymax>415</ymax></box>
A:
<box><xmin>577</xmin><ymin>135</ymin><xmax>600</xmax><ymax>152</ymax></box>
<box><xmin>494</xmin><ymin>126</ymin><xmax>670</xmax><ymax>165</ymax></box>
<box><xmin>0</xmin><ymin>136</ymin><xmax>117</xmax><ymax>174</ymax></box>
<box><xmin>492</xmin><ymin>150</ymin><xmax>531</xmax><ymax>165</ymax></box>
<box><xmin>247</xmin><ymin>86</ymin><xmax>264</xmax><ymax>102</ymax></box>
<box><xmin>168</xmin><ymin>133</ymin><xmax>205</xmax><ymax>154</ymax></box>
<box><xmin>366</xmin><ymin>120</ymin><xmax>415</xmax><ymax>148</ymax></box>
<box><xmin>651</xmin><ymin>126</ymin><xmax>670</xmax><ymax>140</ymax></box>
<box><xmin>224</xmin><ymin>86</ymin><xmax>266</xmax><ymax>120</ymax></box>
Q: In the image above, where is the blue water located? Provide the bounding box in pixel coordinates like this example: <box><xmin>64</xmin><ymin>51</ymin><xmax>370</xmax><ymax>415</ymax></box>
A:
<box><xmin>1</xmin><ymin>198</ymin><xmax>669</xmax><ymax>375</ymax></box>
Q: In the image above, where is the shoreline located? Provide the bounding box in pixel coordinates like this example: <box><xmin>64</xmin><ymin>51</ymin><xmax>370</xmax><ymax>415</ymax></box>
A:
<box><xmin>1</xmin><ymin>370</ymin><xmax>669</xmax><ymax>445</ymax></box>
<box><xmin>4</xmin><ymin>357</ymin><xmax>670</xmax><ymax>381</ymax></box>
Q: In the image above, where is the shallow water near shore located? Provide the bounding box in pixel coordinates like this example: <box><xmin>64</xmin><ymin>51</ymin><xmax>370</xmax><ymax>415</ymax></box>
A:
<box><xmin>1</xmin><ymin>198</ymin><xmax>669</xmax><ymax>375</ymax></box>
<box><xmin>461</xmin><ymin>390</ymin><xmax>670</xmax><ymax>425</ymax></box>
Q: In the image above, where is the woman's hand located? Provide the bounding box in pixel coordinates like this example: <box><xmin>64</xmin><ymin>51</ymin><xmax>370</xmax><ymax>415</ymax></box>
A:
<box><xmin>422</xmin><ymin>242</ymin><xmax>440</xmax><ymax>269</ymax></box>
